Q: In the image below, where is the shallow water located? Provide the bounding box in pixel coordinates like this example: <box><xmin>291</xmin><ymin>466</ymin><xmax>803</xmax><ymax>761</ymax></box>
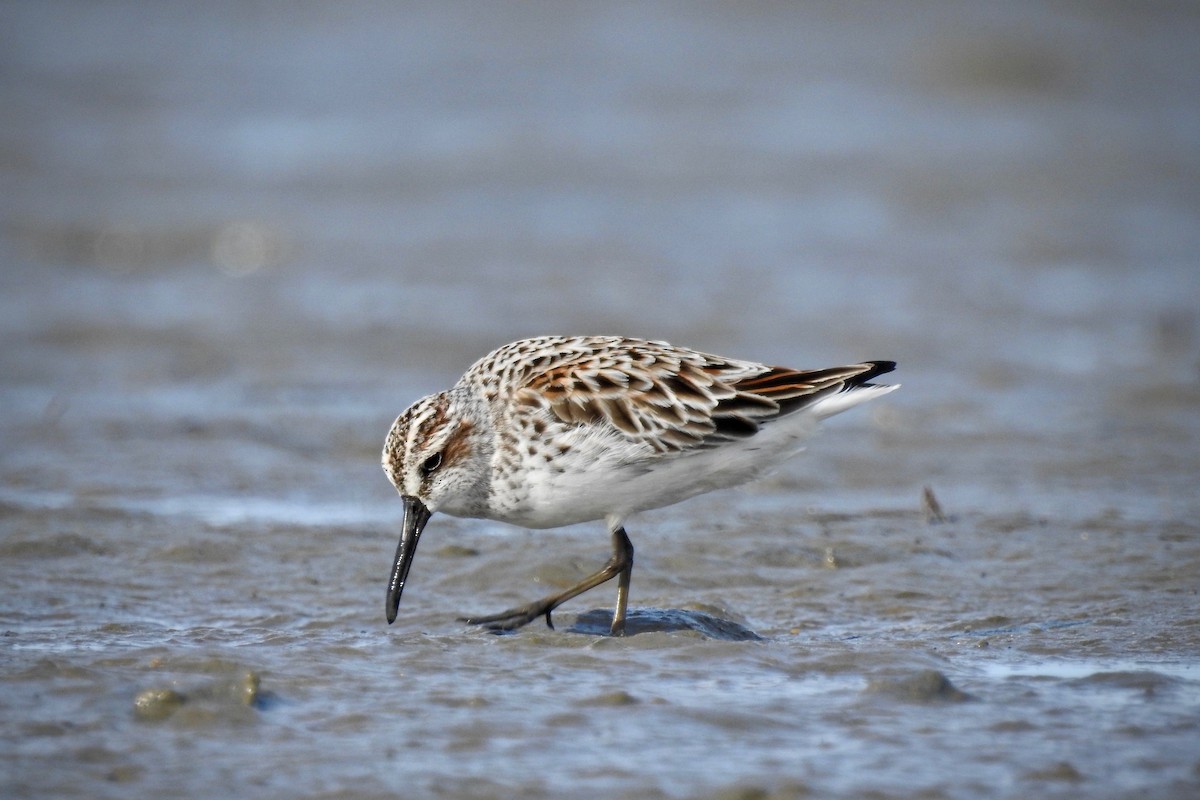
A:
<box><xmin>3</xmin><ymin>2</ymin><xmax>1200</xmax><ymax>798</ymax></box>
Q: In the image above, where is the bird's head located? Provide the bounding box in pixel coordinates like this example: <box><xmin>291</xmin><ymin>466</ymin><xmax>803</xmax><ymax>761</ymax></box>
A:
<box><xmin>380</xmin><ymin>389</ymin><xmax>490</xmax><ymax>624</ymax></box>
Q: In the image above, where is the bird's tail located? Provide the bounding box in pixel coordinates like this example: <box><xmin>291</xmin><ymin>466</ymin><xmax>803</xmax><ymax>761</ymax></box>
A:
<box><xmin>808</xmin><ymin>361</ymin><xmax>898</xmax><ymax>420</ymax></box>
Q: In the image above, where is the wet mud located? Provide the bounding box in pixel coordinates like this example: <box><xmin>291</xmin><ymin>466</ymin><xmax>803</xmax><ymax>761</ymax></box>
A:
<box><xmin>3</xmin><ymin>2</ymin><xmax>1200</xmax><ymax>799</ymax></box>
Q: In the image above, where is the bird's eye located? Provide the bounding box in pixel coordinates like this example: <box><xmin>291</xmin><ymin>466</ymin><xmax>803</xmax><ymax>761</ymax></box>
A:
<box><xmin>421</xmin><ymin>452</ymin><xmax>443</xmax><ymax>476</ymax></box>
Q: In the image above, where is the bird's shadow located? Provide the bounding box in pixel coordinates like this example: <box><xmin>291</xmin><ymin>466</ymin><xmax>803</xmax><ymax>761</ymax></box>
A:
<box><xmin>567</xmin><ymin>608</ymin><xmax>764</xmax><ymax>641</ymax></box>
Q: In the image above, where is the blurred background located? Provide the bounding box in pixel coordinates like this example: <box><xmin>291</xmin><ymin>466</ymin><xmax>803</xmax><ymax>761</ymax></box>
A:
<box><xmin>3</xmin><ymin>1</ymin><xmax>1197</xmax><ymax>520</ymax></box>
<box><xmin>2</xmin><ymin>2</ymin><xmax>1198</xmax><ymax>799</ymax></box>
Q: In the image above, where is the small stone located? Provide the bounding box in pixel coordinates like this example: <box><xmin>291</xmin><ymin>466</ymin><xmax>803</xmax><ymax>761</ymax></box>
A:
<box><xmin>133</xmin><ymin>688</ymin><xmax>186</xmax><ymax>721</ymax></box>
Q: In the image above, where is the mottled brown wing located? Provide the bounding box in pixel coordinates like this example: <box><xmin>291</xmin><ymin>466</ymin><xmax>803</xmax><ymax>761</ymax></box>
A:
<box><xmin>515</xmin><ymin>337</ymin><xmax>889</xmax><ymax>454</ymax></box>
<box><xmin>732</xmin><ymin>361</ymin><xmax>896</xmax><ymax>418</ymax></box>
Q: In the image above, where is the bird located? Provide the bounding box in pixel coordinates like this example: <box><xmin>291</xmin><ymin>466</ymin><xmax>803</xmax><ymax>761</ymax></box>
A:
<box><xmin>381</xmin><ymin>335</ymin><xmax>897</xmax><ymax>636</ymax></box>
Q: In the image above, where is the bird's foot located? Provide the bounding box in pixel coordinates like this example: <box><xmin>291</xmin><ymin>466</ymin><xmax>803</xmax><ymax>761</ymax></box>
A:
<box><xmin>459</xmin><ymin>599</ymin><xmax>557</xmax><ymax>632</ymax></box>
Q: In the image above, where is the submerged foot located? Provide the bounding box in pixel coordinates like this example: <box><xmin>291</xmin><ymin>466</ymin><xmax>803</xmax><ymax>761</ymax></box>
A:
<box><xmin>459</xmin><ymin>599</ymin><xmax>558</xmax><ymax>631</ymax></box>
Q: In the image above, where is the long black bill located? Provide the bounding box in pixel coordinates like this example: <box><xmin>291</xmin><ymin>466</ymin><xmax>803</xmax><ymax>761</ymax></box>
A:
<box><xmin>386</xmin><ymin>496</ymin><xmax>432</xmax><ymax>624</ymax></box>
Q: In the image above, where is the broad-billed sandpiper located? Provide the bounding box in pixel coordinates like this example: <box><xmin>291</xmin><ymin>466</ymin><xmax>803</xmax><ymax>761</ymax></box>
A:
<box><xmin>382</xmin><ymin>335</ymin><xmax>897</xmax><ymax>636</ymax></box>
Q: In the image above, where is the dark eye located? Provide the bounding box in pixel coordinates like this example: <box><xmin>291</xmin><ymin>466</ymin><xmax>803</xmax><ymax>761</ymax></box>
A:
<box><xmin>421</xmin><ymin>452</ymin><xmax>443</xmax><ymax>476</ymax></box>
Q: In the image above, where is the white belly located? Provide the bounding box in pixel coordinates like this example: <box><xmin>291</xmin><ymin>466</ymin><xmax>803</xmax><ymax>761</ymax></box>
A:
<box><xmin>491</xmin><ymin>408</ymin><xmax>821</xmax><ymax>529</ymax></box>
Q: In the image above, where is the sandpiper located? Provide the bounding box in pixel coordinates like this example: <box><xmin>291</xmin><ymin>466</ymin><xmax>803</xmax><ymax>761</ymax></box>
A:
<box><xmin>382</xmin><ymin>335</ymin><xmax>897</xmax><ymax>635</ymax></box>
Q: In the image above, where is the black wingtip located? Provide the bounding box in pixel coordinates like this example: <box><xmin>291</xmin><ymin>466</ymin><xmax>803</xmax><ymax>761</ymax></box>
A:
<box><xmin>857</xmin><ymin>360</ymin><xmax>897</xmax><ymax>385</ymax></box>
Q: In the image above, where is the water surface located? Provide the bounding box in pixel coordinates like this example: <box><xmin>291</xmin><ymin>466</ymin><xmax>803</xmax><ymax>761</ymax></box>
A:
<box><xmin>2</xmin><ymin>2</ymin><xmax>1199</xmax><ymax>798</ymax></box>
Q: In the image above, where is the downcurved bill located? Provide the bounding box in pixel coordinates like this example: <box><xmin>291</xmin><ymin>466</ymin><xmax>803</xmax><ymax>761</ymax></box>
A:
<box><xmin>386</xmin><ymin>496</ymin><xmax>432</xmax><ymax>624</ymax></box>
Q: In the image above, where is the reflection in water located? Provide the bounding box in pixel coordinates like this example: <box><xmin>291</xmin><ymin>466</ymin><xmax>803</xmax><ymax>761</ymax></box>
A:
<box><xmin>569</xmin><ymin>608</ymin><xmax>765</xmax><ymax>641</ymax></box>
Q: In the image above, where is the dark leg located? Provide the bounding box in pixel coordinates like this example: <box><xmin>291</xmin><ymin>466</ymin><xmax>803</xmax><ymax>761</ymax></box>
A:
<box><xmin>609</xmin><ymin>528</ymin><xmax>633</xmax><ymax>636</ymax></box>
<box><xmin>461</xmin><ymin>526</ymin><xmax>635</xmax><ymax>636</ymax></box>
